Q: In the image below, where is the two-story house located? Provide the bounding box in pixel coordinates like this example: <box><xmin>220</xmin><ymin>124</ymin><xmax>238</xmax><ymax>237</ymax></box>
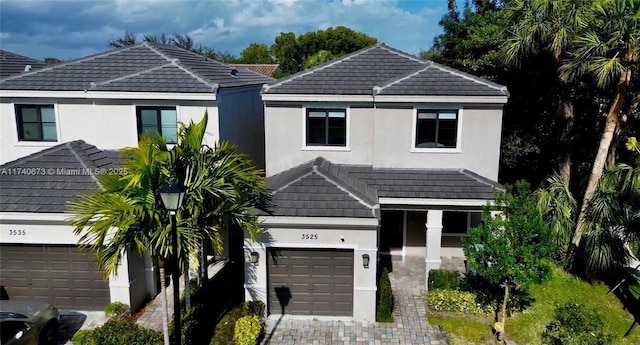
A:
<box><xmin>0</xmin><ymin>44</ymin><xmax>271</xmax><ymax>311</ymax></box>
<box><xmin>243</xmin><ymin>43</ymin><xmax>508</xmax><ymax>321</ymax></box>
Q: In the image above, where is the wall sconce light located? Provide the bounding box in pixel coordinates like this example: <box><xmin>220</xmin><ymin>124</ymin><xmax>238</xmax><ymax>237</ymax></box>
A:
<box><xmin>250</xmin><ymin>251</ymin><xmax>260</xmax><ymax>265</ymax></box>
<box><xmin>362</xmin><ymin>254</ymin><xmax>370</xmax><ymax>269</ymax></box>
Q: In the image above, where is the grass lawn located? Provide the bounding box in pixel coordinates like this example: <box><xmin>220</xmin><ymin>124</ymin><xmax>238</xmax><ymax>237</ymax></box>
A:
<box><xmin>428</xmin><ymin>267</ymin><xmax>639</xmax><ymax>345</ymax></box>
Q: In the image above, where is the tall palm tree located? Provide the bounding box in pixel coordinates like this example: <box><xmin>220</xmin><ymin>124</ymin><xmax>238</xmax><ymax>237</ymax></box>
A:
<box><xmin>67</xmin><ymin>113</ymin><xmax>268</xmax><ymax>339</ymax></box>
<box><xmin>502</xmin><ymin>0</ymin><xmax>590</xmax><ymax>184</ymax></box>
<box><xmin>558</xmin><ymin>0</ymin><xmax>639</xmax><ymax>253</ymax></box>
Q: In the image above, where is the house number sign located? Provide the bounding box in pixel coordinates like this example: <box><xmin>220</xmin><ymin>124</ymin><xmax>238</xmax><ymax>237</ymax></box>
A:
<box><xmin>301</xmin><ymin>233</ymin><xmax>318</xmax><ymax>240</ymax></box>
<box><xmin>8</xmin><ymin>229</ymin><xmax>27</xmax><ymax>236</ymax></box>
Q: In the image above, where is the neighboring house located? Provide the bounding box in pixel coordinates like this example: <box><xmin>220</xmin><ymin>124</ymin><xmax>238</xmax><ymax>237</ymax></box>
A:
<box><xmin>0</xmin><ymin>43</ymin><xmax>272</xmax><ymax>311</ymax></box>
<box><xmin>229</xmin><ymin>64</ymin><xmax>280</xmax><ymax>77</ymax></box>
<box><xmin>244</xmin><ymin>43</ymin><xmax>508</xmax><ymax>321</ymax></box>
<box><xmin>0</xmin><ymin>50</ymin><xmax>47</xmax><ymax>78</ymax></box>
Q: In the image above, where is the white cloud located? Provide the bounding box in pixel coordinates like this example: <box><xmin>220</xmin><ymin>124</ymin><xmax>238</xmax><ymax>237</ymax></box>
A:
<box><xmin>0</xmin><ymin>0</ymin><xmax>446</xmax><ymax>60</ymax></box>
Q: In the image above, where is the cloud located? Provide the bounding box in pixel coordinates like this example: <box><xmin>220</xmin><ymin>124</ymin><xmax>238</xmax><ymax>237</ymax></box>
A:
<box><xmin>0</xmin><ymin>0</ymin><xmax>446</xmax><ymax>61</ymax></box>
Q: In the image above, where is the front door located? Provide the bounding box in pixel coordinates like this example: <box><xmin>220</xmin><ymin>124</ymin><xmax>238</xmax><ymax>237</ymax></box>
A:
<box><xmin>379</xmin><ymin>210</ymin><xmax>404</xmax><ymax>254</ymax></box>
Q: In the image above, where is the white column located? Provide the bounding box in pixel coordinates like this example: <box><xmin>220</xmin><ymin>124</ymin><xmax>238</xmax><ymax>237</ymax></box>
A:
<box><xmin>144</xmin><ymin>254</ymin><xmax>158</xmax><ymax>298</ymax></box>
<box><xmin>109</xmin><ymin>250</ymin><xmax>132</xmax><ymax>306</ymax></box>
<box><xmin>425</xmin><ymin>209</ymin><xmax>443</xmax><ymax>289</ymax></box>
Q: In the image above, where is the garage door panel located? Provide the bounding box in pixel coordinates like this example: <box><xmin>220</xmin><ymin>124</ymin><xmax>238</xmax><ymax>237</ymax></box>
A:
<box><xmin>268</xmin><ymin>248</ymin><xmax>353</xmax><ymax>317</ymax></box>
<box><xmin>0</xmin><ymin>245</ymin><xmax>110</xmax><ymax>310</ymax></box>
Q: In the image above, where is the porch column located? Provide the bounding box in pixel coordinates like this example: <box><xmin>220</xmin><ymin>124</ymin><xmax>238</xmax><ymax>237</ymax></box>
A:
<box><xmin>425</xmin><ymin>209</ymin><xmax>443</xmax><ymax>289</ymax></box>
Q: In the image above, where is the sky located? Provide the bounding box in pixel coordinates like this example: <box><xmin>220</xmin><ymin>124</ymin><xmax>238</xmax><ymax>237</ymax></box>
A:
<box><xmin>0</xmin><ymin>0</ymin><xmax>455</xmax><ymax>61</ymax></box>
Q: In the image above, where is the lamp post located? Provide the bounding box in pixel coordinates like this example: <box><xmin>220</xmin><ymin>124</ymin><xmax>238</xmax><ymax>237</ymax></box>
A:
<box><xmin>158</xmin><ymin>182</ymin><xmax>187</xmax><ymax>345</ymax></box>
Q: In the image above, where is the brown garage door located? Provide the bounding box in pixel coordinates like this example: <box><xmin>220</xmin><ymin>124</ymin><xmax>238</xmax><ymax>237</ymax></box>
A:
<box><xmin>268</xmin><ymin>248</ymin><xmax>353</xmax><ymax>316</ymax></box>
<box><xmin>0</xmin><ymin>245</ymin><xmax>110</xmax><ymax>310</ymax></box>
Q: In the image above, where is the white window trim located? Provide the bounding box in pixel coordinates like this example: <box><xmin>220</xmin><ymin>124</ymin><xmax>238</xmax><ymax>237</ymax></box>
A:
<box><xmin>133</xmin><ymin>103</ymin><xmax>181</xmax><ymax>145</ymax></box>
<box><xmin>410</xmin><ymin>107</ymin><xmax>463</xmax><ymax>153</ymax></box>
<box><xmin>301</xmin><ymin>104</ymin><xmax>351</xmax><ymax>151</ymax></box>
<box><xmin>13</xmin><ymin>102</ymin><xmax>62</xmax><ymax>147</ymax></box>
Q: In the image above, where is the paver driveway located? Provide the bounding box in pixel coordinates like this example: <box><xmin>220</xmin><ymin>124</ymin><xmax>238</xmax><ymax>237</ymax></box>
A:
<box><xmin>261</xmin><ymin>256</ymin><xmax>449</xmax><ymax>345</ymax></box>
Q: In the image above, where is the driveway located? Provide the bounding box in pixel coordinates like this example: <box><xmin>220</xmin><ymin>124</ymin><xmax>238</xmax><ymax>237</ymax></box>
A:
<box><xmin>57</xmin><ymin>310</ymin><xmax>108</xmax><ymax>345</ymax></box>
<box><xmin>261</xmin><ymin>256</ymin><xmax>449</xmax><ymax>345</ymax></box>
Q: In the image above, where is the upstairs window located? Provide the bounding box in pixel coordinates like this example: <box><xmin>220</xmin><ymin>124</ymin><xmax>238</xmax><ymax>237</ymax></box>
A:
<box><xmin>136</xmin><ymin>106</ymin><xmax>177</xmax><ymax>144</ymax></box>
<box><xmin>306</xmin><ymin>109</ymin><xmax>346</xmax><ymax>146</ymax></box>
<box><xmin>415</xmin><ymin>110</ymin><xmax>458</xmax><ymax>148</ymax></box>
<box><xmin>15</xmin><ymin>105</ymin><xmax>57</xmax><ymax>142</ymax></box>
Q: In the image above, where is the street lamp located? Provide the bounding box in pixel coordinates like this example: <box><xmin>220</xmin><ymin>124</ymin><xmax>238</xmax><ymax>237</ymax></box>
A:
<box><xmin>158</xmin><ymin>182</ymin><xmax>187</xmax><ymax>345</ymax></box>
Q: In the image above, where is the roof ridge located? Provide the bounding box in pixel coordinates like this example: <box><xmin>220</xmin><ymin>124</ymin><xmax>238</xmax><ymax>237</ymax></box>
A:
<box><xmin>0</xmin><ymin>44</ymin><xmax>144</xmax><ymax>83</ymax></box>
<box><xmin>272</xmin><ymin>170</ymin><xmax>314</xmax><ymax>194</ymax></box>
<box><xmin>262</xmin><ymin>43</ymin><xmax>381</xmax><ymax>93</ymax></box>
<box><xmin>373</xmin><ymin>63</ymin><xmax>434</xmax><ymax>94</ymax></box>
<box><xmin>312</xmin><ymin>165</ymin><xmax>378</xmax><ymax>210</ymax></box>
<box><xmin>88</xmin><ymin>62</ymin><xmax>171</xmax><ymax>89</ymax></box>
<box><xmin>0</xmin><ymin>140</ymin><xmax>84</xmax><ymax>167</ymax></box>
<box><xmin>378</xmin><ymin>44</ymin><xmax>426</xmax><ymax>64</ymax></box>
<box><xmin>459</xmin><ymin>169</ymin><xmax>505</xmax><ymax>191</ymax></box>
<box><xmin>67</xmin><ymin>141</ymin><xmax>102</xmax><ymax>185</ymax></box>
<box><xmin>429</xmin><ymin>61</ymin><xmax>508</xmax><ymax>94</ymax></box>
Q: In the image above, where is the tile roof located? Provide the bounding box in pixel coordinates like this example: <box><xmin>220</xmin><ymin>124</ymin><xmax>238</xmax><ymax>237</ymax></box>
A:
<box><xmin>260</xmin><ymin>157</ymin><xmax>503</xmax><ymax>218</ymax></box>
<box><xmin>0</xmin><ymin>50</ymin><xmax>47</xmax><ymax>78</ymax></box>
<box><xmin>0</xmin><ymin>141</ymin><xmax>118</xmax><ymax>213</ymax></box>
<box><xmin>262</xmin><ymin>43</ymin><xmax>508</xmax><ymax>97</ymax></box>
<box><xmin>229</xmin><ymin>64</ymin><xmax>280</xmax><ymax>77</ymax></box>
<box><xmin>0</xmin><ymin>43</ymin><xmax>273</xmax><ymax>92</ymax></box>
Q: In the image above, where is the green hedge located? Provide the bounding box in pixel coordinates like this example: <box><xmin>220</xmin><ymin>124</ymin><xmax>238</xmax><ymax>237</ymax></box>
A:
<box><xmin>71</xmin><ymin>320</ymin><xmax>163</xmax><ymax>345</ymax></box>
<box><xmin>428</xmin><ymin>270</ymin><xmax>461</xmax><ymax>290</ymax></box>
<box><xmin>376</xmin><ymin>267</ymin><xmax>394</xmax><ymax>322</ymax></box>
<box><xmin>243</xmin><ymin>300</ymin><xmax>265</xmax><ymax>317</ymax></box>
<box><xmin>542</xmin><ymin>302</ymin><xmax>613</xmax><ymax>345</ymax></box>
<box><xmin>233</xmin><ymin>315</ymin><xmax>262</xmax><ymax>345</ymax></box>
<box><xmin>427</xmin><ymin>289</ymin><xmax>491</xmax><ymax>314</ymax></box>
<box><xmin>210</xmin><ymin>305</ymin><xmax>245</xmax><ymax>345</ymax></box>
<box><xmin>103</xmin><ymin>302</ymin><xmax>130</xmax><ymax>320</ymax></box>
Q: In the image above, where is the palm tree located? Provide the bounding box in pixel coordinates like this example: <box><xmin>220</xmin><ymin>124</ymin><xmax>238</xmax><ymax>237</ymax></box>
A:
<box><xmin>502</xmin><ymin>0</ymin><xmax>590</xmax><ymax>184</ymax></box>
<box><xmin>67</xmin><ymin>113</ymin><xmax>268</xmax><ymax>342</ymax></box>
<box><xmin>558</xmin><ymin>0</ymin><xmax>640</xmax><ymax>254</ymax></box>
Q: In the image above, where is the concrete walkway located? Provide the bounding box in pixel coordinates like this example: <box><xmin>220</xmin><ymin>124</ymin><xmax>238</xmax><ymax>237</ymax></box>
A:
<box><xmin>261</xmin><ymin>256</ymin><xmax>448</xmax><ymax>345</ymax></box>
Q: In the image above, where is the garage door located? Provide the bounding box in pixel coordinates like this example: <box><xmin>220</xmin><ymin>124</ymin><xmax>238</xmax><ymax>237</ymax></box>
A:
<box><xmin>0</xmin><ymin>245</ymin><xmax>110</xmax><ymax>310</ymax></box>
<box><xmin>268</xmin><ymin>248</ymin><xmax>353</xmax><ymax>316</ymax></box>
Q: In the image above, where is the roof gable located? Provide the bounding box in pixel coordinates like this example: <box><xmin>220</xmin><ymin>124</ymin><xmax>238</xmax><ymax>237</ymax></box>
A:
<box><xmin>262</xmin><ymin>43</ymin><xmax>508</xmax><ymax>98</ymax></box>
<box><xmin>0</xmin><ymin>43</ymin><xmax>272</xmax><ymax>93</ymax></box>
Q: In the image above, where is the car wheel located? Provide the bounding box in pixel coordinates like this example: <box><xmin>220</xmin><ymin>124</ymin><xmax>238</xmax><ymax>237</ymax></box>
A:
<box><xmin>38</xmin><ymin>320</ymin><xmax>59</xmax><ymax>345</ymax></box>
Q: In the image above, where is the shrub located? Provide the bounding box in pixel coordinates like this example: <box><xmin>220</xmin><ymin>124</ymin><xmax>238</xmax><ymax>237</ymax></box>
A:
<box><xmin>180</xmin><ymin>306</ymin><xmax>203</xmax><ymax>345</ymax></box>
<box><xmin>542</xmin><ymin>302</ymin><xmax>613</xmax><ymax>345</ymax></box>
<box><xmin>72</xmin><ymin>320</ymin><xmax>163</xmax><ymax>345</ymax></box>
<box><xmin>427</xmin><ymin>289</ymin><xmax>491</xmax><ymax>314</ymax></box>
<box><xmin>210</xmin><ymin>305</ymin><xmax>245</xmax><ymax>345</ymax></box>
<box><xmin>243</xmin><ymin>300</ymin><xmax>265</xmax><ymax>317</ymax></box>
<box><xmin>428</xmin><ymin>270</ymin><xmax>461</xmax><ymax>290</ymax></box>
<box><xmin>462</xmin><ymin>273</ymin><xmax>534</xmax><ymax>314</ymax></box>
<box><xmin>376</xmin><ymin>267</ymin><xmax>394</xmax><ymax>322</ymax></box>
<box><xmin>103</xmin><ymin>302</ymin><xmax>130</xmax><ymax>320</ymax></box>
<box><xmin>233</xmin><ymin>315</ymin><xmax>263</xmax><ymax>345</ymax></box>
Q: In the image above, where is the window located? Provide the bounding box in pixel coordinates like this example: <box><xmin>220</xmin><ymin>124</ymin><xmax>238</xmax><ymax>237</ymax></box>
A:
<box><xmin>15</xmin><ymin>105</ymin><xmax>57</xmax><ymax>142</ymax></box>
<box><xmin>136</xmin><ymin>107</ymin><xmax>177</xmax><ymax>143</ymax></box>
<box><xmin>415</xmin><ymin>110</ymin><xmax>458</xmax><ymax>148</ymax></box>
<box><xmin>443</xmin><ymin>211</ymin><xmax>482</xmax><ymax>235</ymax></box>
<box><xmin>306</xmin><ymin>109</ymin><xmax>346</xmax><ymax>146</ymax></box>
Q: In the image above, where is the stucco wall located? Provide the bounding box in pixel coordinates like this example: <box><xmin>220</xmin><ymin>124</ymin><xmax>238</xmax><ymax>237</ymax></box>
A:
<box><xmin>264</xmin><ymin>104</ymin><xmax>374</xmax><ymax>176</ymax></box>
<box><xmin>264</xmin><ymin>102</ymin><xmax>503</xmax><ymax>180</ymax></box>
<box><xmin>218</xmin><ymin>86</ymin><xmax>266</xmax><ymax>169</ymax></box>
<box><xmin>0</xmin><ymin>98</ymin><xmax>218</xmax><ymax>164</ymax></box>
<box><xmin>244</xmin><ymin>219</ymin><xmax>378</xmax><ymax>321</ymax></box>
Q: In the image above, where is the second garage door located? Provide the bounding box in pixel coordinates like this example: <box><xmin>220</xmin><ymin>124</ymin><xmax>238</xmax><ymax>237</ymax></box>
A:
<box><xmin>0</xmin><ymin>245</ymin><xmax>110</xmax><ymax>310</ymax></box>
<box><xmin>267</xmin><ymin>248</ymin><xmax>353</xmax><ymax>316</ymax></box>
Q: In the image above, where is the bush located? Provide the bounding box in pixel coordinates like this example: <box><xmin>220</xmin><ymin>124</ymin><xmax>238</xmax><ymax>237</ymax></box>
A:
<box><xmin>427</xmin><ymin>289</ymin><xmax>491</xmax><ymax>314</ymax></box>
<box><xmin>428</xmin><ymin>270</ymin><xmax>461</xmax><ymax>290</ymax></box>
<box><xmin>376</xmin><ymin>267</ymin><xmax>394</xmax><ymax>322</ymax></box>
<box><xmin>72</xmin><ymin>320</ymin><xmax>163</xmax><ymax>345</ymax></box>
<box><xmin>542</xmin><ymin>302</ymin><xmax>613</xmax><ymax>345</ymax></box>
<box><xmin>103</xmin><ymin>302</ymin><xmax>130</xmax><ymax>320</ymax></box>
<box><xmin>180</xmin><ymin>306</ymin><xmax>203</xmax><ymax>345</ymax></box>
<box><xmin>210</xmin><ymin>305</ymin><xmax>245</xmax><ymax>345</ymax></box>
<box><xmin>233</xmin><ymin>315</ymin><xmax>263</xmax><ymax>345</ymax></box>
<box><xmin>462</xmin><ymin>273</ymin><xmax>534</xmax><ymax>314</ymax></box>
<box><xmin>243</xmin><ymin>300</ymin><xmax>265</xmax><ymax>317</ymax></box>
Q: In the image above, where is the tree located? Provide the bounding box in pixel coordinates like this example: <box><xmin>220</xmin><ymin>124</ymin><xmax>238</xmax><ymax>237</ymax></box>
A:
<box><xmin>558</xmin><ymin>0</ymin><xmax>640</xmax><ymax>255</ymax></box>
<box><xmin>44</xmin><ymin>57</ymin><xmax>63</xmax><ymax>65</ymax></box>
<box><xmin>502</xmin><ymin>0</ymin><xmax>590</xmax><ymax>184</ymax></box>
<box><xmin>302</xmin><ymin>50</ymin><xmax>334</xmax><ymax>69</ymax></box>
<box><xmin>464</xmin><ymin>181</ymin><xmax>554</xmax><ymax>340</ymax></box>
<box><xmin>108</xmin><ymin>31</ymin><xmax>137</xmax><ymax>48</ymax></box>
<box><xmin>68</xmin><ymin>113</ymin><xmax>268</xmax><ymax>341</ymax></box>
<box><xmin>270</xmin><ymin>26</ymin><xmax>377</xmax><ymax>76</ymax></box>
<box><xmin>237</xmin><ymin>43</ymin><xmax>275</xmax><ymax>64</ymax></box>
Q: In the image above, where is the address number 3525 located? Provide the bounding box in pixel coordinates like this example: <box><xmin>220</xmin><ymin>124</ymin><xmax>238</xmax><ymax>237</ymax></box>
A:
<box><xmin>301</xmin><ymin>233</ymin><xmax>318</xmax><ymax>240</ymax></box>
